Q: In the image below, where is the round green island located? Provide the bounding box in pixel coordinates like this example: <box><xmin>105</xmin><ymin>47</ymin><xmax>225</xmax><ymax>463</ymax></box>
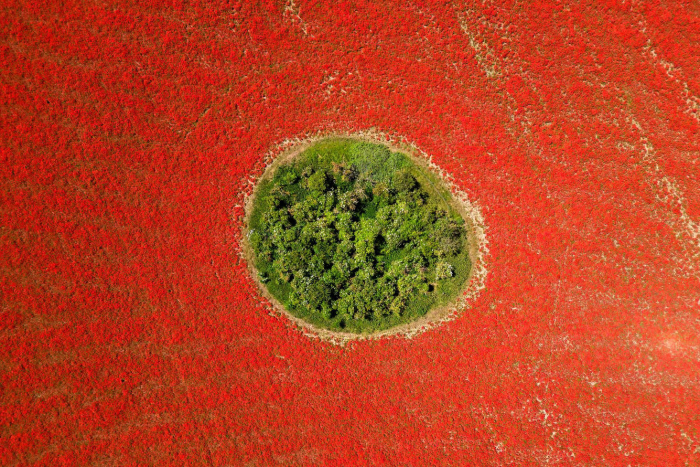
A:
<box><xmin>245</xmin><ymin>137</ymin><xmax>472</xmax><ymax>334</ymax></box>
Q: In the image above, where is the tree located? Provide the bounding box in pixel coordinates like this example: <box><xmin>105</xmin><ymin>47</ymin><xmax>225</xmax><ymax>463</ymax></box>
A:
<box><xmin>307</xmin><ymin>170</ymin><xmax>328</xmax><ymax>192</ymax></box>
<box><xmin>393</xmin><ymin>169</ymin><xmax>417</xmax><ymax>192</ymax></box>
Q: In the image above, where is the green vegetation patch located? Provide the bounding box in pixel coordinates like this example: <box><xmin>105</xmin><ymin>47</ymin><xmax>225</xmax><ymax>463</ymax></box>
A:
<box><xmin>247</xmin><ymin>138</ymin><xmax>471</xmax><ymax>333</ymax></box>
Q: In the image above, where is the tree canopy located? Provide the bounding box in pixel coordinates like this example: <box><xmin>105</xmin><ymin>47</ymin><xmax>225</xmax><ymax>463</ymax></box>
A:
<box><xmin>247</xmin><ymin>139</ymin><xmax>471</xmax><ymax>333</ymax></box>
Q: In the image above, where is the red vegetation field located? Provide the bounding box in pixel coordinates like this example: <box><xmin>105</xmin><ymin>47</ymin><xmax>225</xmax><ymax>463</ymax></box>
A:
<box><xmin>2</xmin><ymin>0</ymin><xmax>700</xmax><ymax>465</ymax></box>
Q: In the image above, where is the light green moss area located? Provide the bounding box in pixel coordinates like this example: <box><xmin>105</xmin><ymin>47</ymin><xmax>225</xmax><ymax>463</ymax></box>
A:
<box><xmin>248</xmin><ymin>138</ymin><xmax>472</xmax><ymax>333</ymax></box>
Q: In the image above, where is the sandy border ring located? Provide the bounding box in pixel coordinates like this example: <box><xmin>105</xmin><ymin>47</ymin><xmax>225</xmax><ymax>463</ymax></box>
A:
<box><xmin>240</xmin><ymin>131</ymin><xmax>489</xmax><ymax>345</ymax></box>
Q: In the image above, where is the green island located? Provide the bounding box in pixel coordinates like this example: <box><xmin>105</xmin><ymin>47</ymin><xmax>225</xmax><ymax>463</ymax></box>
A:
<box><xmin>247</xmin><ymin>138</ymin><xmax>472</xmax><ymax>333</ymax></box>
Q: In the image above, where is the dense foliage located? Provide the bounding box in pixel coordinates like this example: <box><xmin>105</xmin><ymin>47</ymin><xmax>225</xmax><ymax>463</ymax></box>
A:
<box><xmin>249</xmin><ymin>139</ymin><xmax>470</xmax><ymax>332</ymax></box>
